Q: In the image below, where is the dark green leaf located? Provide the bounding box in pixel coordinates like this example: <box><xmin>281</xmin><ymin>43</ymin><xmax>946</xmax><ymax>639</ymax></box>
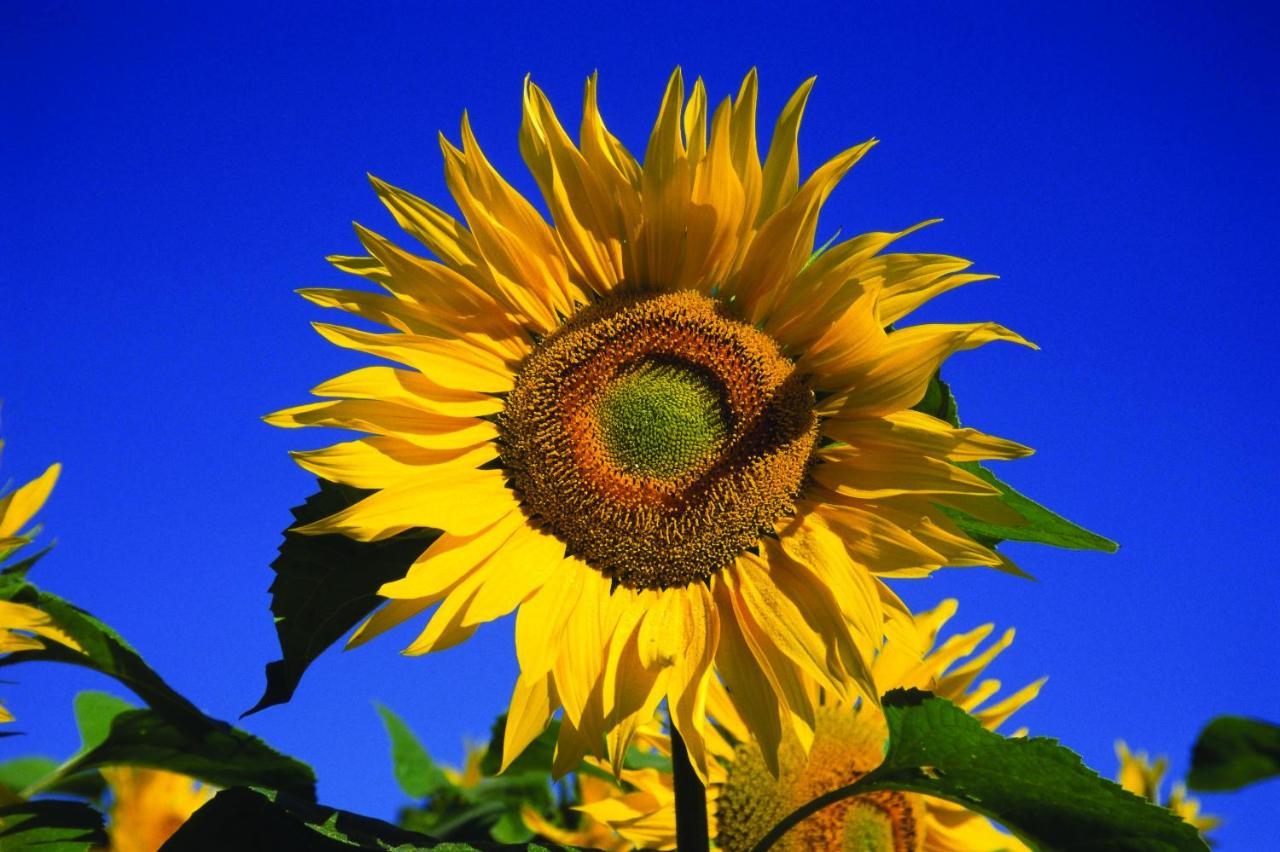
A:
<box><xmin>911</xmin><ymin>372</ymin><xmax>960</xmax><ymax>427</ymax></box>
<box><xmin>910</xmin><ymin>371</ymin><xmax>1116</xmax><ymax>554</ymax></box>
<box><xmin>28</xmin><ymin>692</ymin><xmax>315</xmax><ymax>800</ymax></box>
<box><xmin>753</xmin><ymin>690</ymin><xmax>1206</xmax><ymax>852</ymax></box>
<box><xmin>376</xmin><ymin>703</ymin><xmax>450</xmax><ymax>799</ymax></box>
<box><xmin>1188</xmin><ymin>716</ymin><xmax>1280</xmax><ymax>792</ymax></box>
<box><xmin>0</xmin><ymin>575</ymin><xmax>209</xmax><ymax>726</ymax></box>
<box><xmin>479</xmin><ymin>715</ymin><xmax>559</xmax><ymax>778</ymax></box>
<box><xmin>945</xmin><ymin>463</ymin><xmax>1118</xmax><ymax>553</ymax></box>
<box><xmin>247</xmin><ymin>479</ymin><xmax>435</xmax><ymax>716</ymax></box>
<box><xmin>162</xmin><ymin>786</ymin><xmax>564</xmax><ymax>851</ymax></box>
<box><xmin>0</xmin><ymin>799</ymin><xmax>107</xmax><ymax>852</ymax></box>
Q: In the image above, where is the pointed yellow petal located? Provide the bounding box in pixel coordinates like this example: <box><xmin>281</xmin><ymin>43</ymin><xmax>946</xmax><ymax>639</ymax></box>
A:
<box><xmin>378</xmin><ymin>508</ymin><xmax>526</xmax><ymax>600</ymax></box>
<box><xmin>758</xmin><ymin>77</ymin><xmax>815</xmax><ymax>221</ymax></box>
<box><xmin>0</xmin><ymin>463</ymin><xmax>60</xmax><ymax>539</ymax></box>
<box><xmin>294</xmin><ymin>467</ymin><xmax>513</xmax><ymax>541</ymax></box>
<box><xmin>823</xmin><ymin>410</ymin><xmax>1033</xmax><ymax>463</ymax></box>
<box><xmin>816</xmin><ymin>322</ymin><xmax>1035</xmax><ymax>416</ymax></box>
<box><xmin>310</xmin><ymin>322</ymin><xmax>515</xmax><ymax>393</ymax></box>
<box><xmin>502</xmin><ymin>670</ymin><xmax>559</xmax><ymax>772</ymax></box>
<box><xmin>713</xmin><ymin>579</ymin><xmax>784</xmax><ymax>775</ymax></box>
<box><xmin>291</xmin><ymin>438</ymin><xmax>496</xmax><ymax>490</ymax></box>
<box><xmin>515</xmin><ymin>555</ymin><xmax>590</xmax><ymax>680</ymax></box>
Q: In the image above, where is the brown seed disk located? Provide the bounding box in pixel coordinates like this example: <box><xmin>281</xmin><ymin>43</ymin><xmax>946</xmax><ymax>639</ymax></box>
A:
<box><xmin>498</xmin><ymin>290</ymin><xmax>818</xmax><ymax>590</ymax></box>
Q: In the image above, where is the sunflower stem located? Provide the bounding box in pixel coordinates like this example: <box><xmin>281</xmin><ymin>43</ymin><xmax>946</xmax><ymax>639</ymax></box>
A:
<box><xmin>671</xmin><ymin>725</ymin><xmax>710</xmax><ymax>852</ymax></box>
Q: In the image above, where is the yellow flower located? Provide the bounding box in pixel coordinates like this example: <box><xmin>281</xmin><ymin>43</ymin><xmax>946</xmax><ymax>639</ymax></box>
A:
<box><xmin>270</xmin><ymin>69</ymin><xmax>1035</xmax><ymax>778</ymax></box>
<box><xmin>1115</xmin><ymin>742</ymin><xmax>1220</xmax><ymax>838</ymax></box>
<box><xmin>536</xmin><ymin>600</ymin><xmax>1041</xmax><ymax>852</ymax></box>
<box><xmin>102</xmin><ymin>767</ymin><xmax>214</xmax><ymax>852</ymax></box>
<box><xmin>0</xmin><ymin>444</ymin><xmax>67</xmax><ymax>723</ymax></box>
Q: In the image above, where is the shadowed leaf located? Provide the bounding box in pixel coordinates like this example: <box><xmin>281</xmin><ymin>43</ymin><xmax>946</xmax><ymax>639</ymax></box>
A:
<box><xmin>247</xmin><ymin>479</ymin><xmax>436</xmax><ymax>716</ymax></box>
<box><xmin>753</xmin><ymin>690</ymin><xmax>1205</xmax><ymax>852</ymax></box>
<box><xmin>1188</xmin><ymin>716</ymin><xmax>1280</xmax><ymax>792</ymax></box>
<box><xmin>0</xmin><ymin>799</ymin><xmax>106</xmax><ymax>852</ymax></box>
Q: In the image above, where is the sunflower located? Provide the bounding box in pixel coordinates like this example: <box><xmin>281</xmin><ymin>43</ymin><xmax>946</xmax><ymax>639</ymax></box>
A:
<box><xmin>102</xmin><ymin>767</ymin><xmax>214</xmax><ymax>852</ymax></box>
<box><xmin>1114</xmin><ymin>742</ymin><xmax>1220</xmax><ymax>838</ymax></box>
<box><xmin>529</xmin><ymin>600</ymin><xmax>1041</xmax><ymax>851</ymax></box>
<box><xmin>269</xmin><ymin>69</ymin><xmax>1035</xmax><ymax>778</ymax></box>
<box><xmin>0</xmin><ymin>443</ymin><xmax>68</xmax><ymax>723</ymax></box>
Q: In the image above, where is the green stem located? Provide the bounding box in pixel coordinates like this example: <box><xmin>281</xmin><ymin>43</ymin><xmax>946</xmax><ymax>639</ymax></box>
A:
<box><xmin>671</xmin><ymin>725</ymin><xmax>710</xmax><ymax>852</ymax></box>
<box><xmin>749</xmin><ymin>778</ymin><xmax>870</xmax><ymax>852</ymax></box>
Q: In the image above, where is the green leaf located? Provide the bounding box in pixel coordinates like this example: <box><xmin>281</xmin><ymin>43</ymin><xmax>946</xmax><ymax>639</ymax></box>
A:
<box><xmin>1187</xmin><ymin>716</ymin><xmax>1280</xmax><ymax>792</ymax></box>
<box><xmin>0</xmin><ymin>800</ymin><xmax>107</xmax><ymax>852</ymax></box>
<box><xmin>0</xmin><ymin>757</ymin><xmax>59</xmax><ymax>799</ymax></box>
<box><xmin>247</xmin><ymin>479</ymin><xmax>436</xmax><ymax>716</ymax></box>
<box><xmin>910</xmin><ymin>371</ymin><xmax>1117</xmax><ymax>554</ymax></box>
<box><xmin>0</xmin><ymin>574</ymin><xmax>208</xmax><ymax>725</ymax></box>
<box><xmin>376</xmin><ymin>703</ymin><xmax>450</xmax><ymax>799</ymax></box>
<box><xmin>753</xmin><ymin>690</ymin><xmax>1206</xmax><ymax>852</ymax></box>
<box><xmin>162</xmin><ymin>786</ymin><xmax>563</xmax><ymax>851</ymax></box>
<box><xmin>479</xmin><ymin>715</ymin><xmax>559</xmax><ymax>778</ymax></box>
<box><xmin>911</xmin><ymin>372</ymin><xmax>960</xmax><ymax>427</ymax></box>
<box><xmin>0</xmin><ymin>756</ymin><xmax>104</xmax><ymax>803</ymax></box>
<box><xmin>946</xmin><ymin>462</ymin><xmax>1118</xmax><ymax>553</ymax></box>
<box><xmin>26</xmin><ymin>692</ymin><xmax>315</xmax><ymax>800</ymax></box>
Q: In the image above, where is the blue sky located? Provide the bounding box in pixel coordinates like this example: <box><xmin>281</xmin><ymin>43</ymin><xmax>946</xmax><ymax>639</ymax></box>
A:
<box><xmin>3</xmin><ymin>1</ymin><xmax>1277</xmax><ymax>846</ymax></box>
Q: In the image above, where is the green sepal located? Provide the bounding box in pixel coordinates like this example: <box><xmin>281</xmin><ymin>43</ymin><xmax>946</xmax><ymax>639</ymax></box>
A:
<box><xmin>247</xmin><ymin>479</ymin><xmax>436</xmax><ymax>716</ymax></box>
<box><xmin>1187</xmin><ymin>715</ymin><xmax>1280</xmax><ymax>792</ymax></box>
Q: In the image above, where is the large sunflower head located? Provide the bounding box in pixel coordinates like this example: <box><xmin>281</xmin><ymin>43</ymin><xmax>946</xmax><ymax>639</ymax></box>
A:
<box><xmin>270</xmin><ymin>69</ymin><xmax>1035</xmax><ymax>778</ymax></box>
<box><xmin>531</xmin><ymin>600</ymin><xmax>1041</xmax><ymax>852</ymax></box>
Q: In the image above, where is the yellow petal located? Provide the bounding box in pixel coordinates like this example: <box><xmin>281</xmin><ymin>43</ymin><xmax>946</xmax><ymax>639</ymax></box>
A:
<box><xmin>814</xmin><ymin>445</ymin><xmax>1001</xmax><ymax>499</ymax></box>
<box><xmin>294</xmin><ymin>467</ymin><xmax>513</xmax><ymax>541</ymax></box>
<box><xmin>758</xmin><ymin>77</ymin><xmax>815</xmax><ymax>221</ymax></box>
<box><xmin>816</xmin><ymin>322</ymin><xmax>1036</xmax><ymax>416</ymax></box>
<box><xmin>378</xmin><ymin>508</ymin><xmax>527</xmax><ymax>600</ymax></box>
<box><xmin>311</xmin><ymin>323</ymin><xmax>516</xmax><ymax>393</ymax></box>
<box><xmin>309</xmin><ymin>366</ymin><xmax>504</xmax><ymax>418</ymax></box>
<box><xmin>0</xmin><ymin>600</ymin><xmax>82</xmax><ymax>652</ymax></box>
<box><xmin>502</xmin><ymin>670</ymin><xmax>559</xmax><ymax>773</ymax></box>
<box><xmin>515</xmin><ymin>555</ymin><xmax>590</xmax><ymax>681</ymax></box>
<box><xmin>291</xmin><ymin>438</ymin><xmax>497</xmax><ymax>490</ymax></box>
<box><xmin>0</xmin><ymin>463</ymin><xmax>60</xmax><ymax>539</ymax></box>
<box><xmin>823</xmin><ymin>410</ymin><xmax>1033</xmax><ymax>462</ymax></box>
<box><xmin>458</xmin><ymin>520</ymin><xmax>565</xmax><ymax>627</ymax></box>
<box><xmin>713</xmin><ymin>578</ymin><xmax>784</xmax><ymax>774</ymax></box>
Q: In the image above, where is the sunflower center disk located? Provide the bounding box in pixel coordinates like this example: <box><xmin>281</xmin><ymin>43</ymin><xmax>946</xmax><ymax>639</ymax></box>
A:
<box><xmin>499</xmin><ymin>290</ymin><xmax>818</xmax><ymax>591</ymax></box>
<box><xmin>596</xmin><ymin>362</ymin><xmax>727</xmax><ymax>480</ymax></box>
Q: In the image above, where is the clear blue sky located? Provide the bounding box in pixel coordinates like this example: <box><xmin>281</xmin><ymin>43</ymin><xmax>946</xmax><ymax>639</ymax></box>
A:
<box><xmin>3</xmin><ymin>1</ymin><xmax>1276</xmax><ymax>846</ymax></box>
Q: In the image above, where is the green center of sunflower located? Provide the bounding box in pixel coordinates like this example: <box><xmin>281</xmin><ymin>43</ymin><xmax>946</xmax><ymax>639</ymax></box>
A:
<box><xmin>596</xmin><ymin>361</ymin><xmax>727</xmax><ymax>479</ymax></box>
